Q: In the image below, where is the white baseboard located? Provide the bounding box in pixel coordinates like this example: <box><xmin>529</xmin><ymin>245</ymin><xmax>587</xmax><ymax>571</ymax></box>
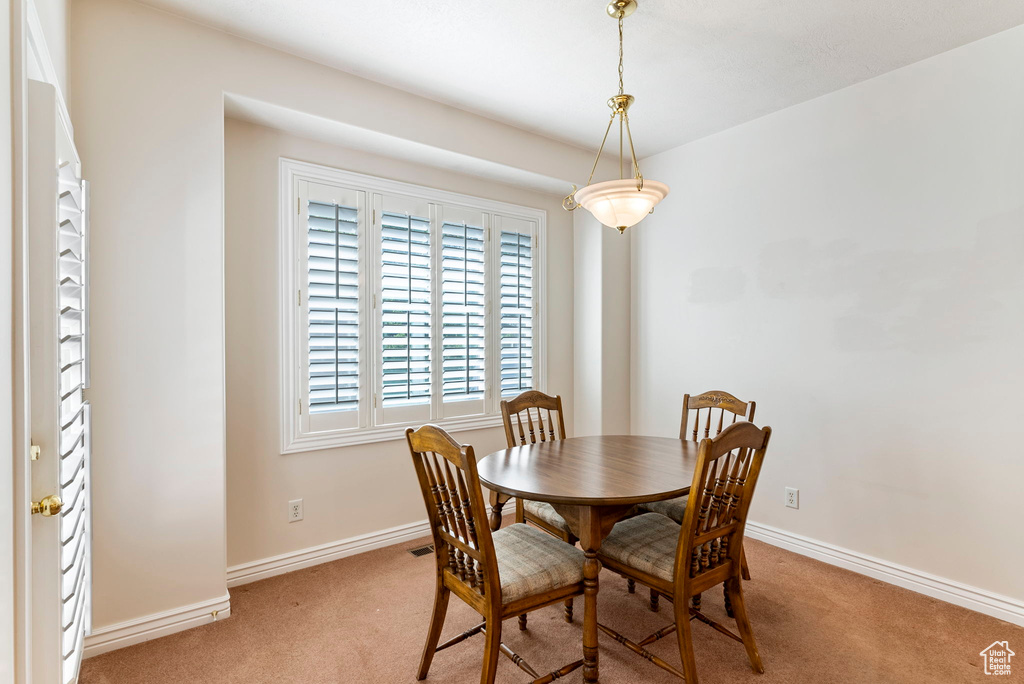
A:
<box><xmin>85</xmin><ymin>516</ymin><xmax>487</xmax><ymax>658</ymax></box>
<box><xmin>84</xmin><ymin>593</ymin><xmax>231</xmax><ymax>659</ymax></box>
<box><xmin>226</xmin><ymin>518</ymin><xmax>432</xmax><ymax>588</ymax></box>
<box><xmin>746</xmin><ymin>521</ymin><xmax>1024</xmax><ymax>627</ymax></box>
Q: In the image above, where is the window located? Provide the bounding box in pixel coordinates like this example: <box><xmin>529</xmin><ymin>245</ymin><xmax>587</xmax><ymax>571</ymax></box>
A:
<box><xmin>280</xmin><ymin>160</ymin><xmax>546</xmax><ymax>452</ymax></box>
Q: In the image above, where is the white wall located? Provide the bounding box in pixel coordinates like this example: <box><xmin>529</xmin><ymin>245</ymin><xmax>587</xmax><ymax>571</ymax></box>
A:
<box><xmin>224</xmin><ymin>118</ymin><xmax>574</xmax><ymax>568</ymax></box>
<box><xmin>632</xmin><ymin>25</ymin><xmax>1024</xmax><ymax>601</ymax></box>
<box><xmin>32</xmin><ymin>0</ymin><xmax>67</xmax><ymax>95</ymax></box>
<box><xmin>573</xmin><ymin>211</ymin><xmax>631</xmax><ymax>436</ymax></box>
<box><xmin>71</xmin><ymin>0</ymin><xmax>593</xmax><ymax>633</ymax></box>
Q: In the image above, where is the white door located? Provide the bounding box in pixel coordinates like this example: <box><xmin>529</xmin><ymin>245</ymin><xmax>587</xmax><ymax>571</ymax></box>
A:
<box><xmin>27</xmin><ymin>79</ymin><xmax>92</xmax><ymax>684</ymax></box>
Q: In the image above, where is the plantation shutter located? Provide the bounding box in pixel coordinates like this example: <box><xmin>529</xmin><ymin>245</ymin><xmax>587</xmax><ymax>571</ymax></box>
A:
<box><xmin>438</xmin><ymin>205</ymin><xmax>487</xmax><ymax>418</ymax></box>
<box><xmin>27</xmin><ymin>80</ymin><xmax>95</xmax><ymax>684</ymax></box>
<box><xmin>301</xmin><ymin>181</ymin><xmax>365</xmax><ymax>432</ymax></box>
<box><xmin>58</xmin><ymin>163</ymin><xmax>91</xmax><ymax>682</ymax></box>
<box><xmin>375</xmin><ymin>193</ymin><xmax>433</xmax><ymax>425</ymax></box>
<box><xmin>284</xmin><ymin>163</ymin><xmax>547</xmax><ymax>451</ymax></box>
<box><xmin>496</xmin><ymin>216</ymin><xmax>536</xmax><ymax>398</ymax></box>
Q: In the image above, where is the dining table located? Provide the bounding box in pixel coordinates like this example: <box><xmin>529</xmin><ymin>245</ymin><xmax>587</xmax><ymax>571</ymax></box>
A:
<box><xmin>478</xmin><ymin>434</ymin><xmax>699</xmax><ymax>683</ymax></box>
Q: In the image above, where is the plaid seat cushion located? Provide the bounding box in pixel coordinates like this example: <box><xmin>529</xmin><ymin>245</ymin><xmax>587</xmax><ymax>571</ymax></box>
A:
<box><xmin>523</xmin><ymin>499</ymin><xmax>572</xmax><ymax>535</ymax></box>
<box><xmin>639</xmin><ymin>495</ymin><xmax>688</xmax><ymax>523</ymax></box>
<box><xmin>493</xmin><ymin>523</ymin><xmax>584</xmax><ymax>604</ymax></box>
<box><xmin>600</xmin><ymin>513</ymin><xmax>681</xmax><ymax>583</ymax></box>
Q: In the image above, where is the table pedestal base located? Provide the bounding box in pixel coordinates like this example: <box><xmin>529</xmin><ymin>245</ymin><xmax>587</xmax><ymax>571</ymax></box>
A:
<box><xmin>551</xmin><ymin>503</ymin><xmax>636</xmax><ymax>683</ymax></box>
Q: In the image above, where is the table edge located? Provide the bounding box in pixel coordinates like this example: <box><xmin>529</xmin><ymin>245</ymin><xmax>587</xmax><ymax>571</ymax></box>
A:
<box><xmin>477</xmin><ymin>478</ymin><xmax>692</xmax><ymax>507</ymax></box>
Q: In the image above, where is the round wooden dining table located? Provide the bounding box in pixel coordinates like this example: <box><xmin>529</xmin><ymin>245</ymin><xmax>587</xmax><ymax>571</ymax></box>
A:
<box><xmin>478</xmin><ymin>435</ymin><xmax>699</xmax><ymax>683</ymax></box>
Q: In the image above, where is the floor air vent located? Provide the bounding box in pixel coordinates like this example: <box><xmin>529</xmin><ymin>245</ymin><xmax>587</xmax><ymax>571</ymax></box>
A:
<box><xmin>408</xmin><ymin>544</ymin><xmax>435</xmax><ymax>557</ymax></box>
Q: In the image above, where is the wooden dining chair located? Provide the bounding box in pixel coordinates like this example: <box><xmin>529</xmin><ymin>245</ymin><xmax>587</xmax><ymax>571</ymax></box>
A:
<box><xmin>499</xmin><ymin>391</ymin><xmax>574</xmax><ymax>540</ymax></box>
<box><xmin>596</xmin><ymin>421</ymin><xmax>772</xmax><ymax>684</ymax></box>
<box><xmin>498</xmin><ymin>390</ymin><xmax>577</xmax><ymax>628</ymax></box>
<box><xmin>407</xmin><ymin>425</ymin><xmax>587</xmax><ymax>684</ymax></box>
<box><xmin>642</xmin><ymin>391</ymin><xmax>756</xmax><ymax>524</ymax></box>
<box><xmin>636</xmin><ymin>390</ymin><xmax>755</xmax><ymax>607</ymax></box>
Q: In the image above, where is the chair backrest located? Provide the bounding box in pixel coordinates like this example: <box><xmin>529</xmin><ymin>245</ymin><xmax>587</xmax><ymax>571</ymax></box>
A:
<box><xmin>680</xmin><ymin>390</ymin><xmax>756</xmax><ymax>442</ymax></box>
<box><xmin>406</xmin><ymin>425</ymin><xmax>499</xmax><ymax>600</ymax></box>
<box><xmin>674</xmin><ymin>421</ymin><xmax>771</xmax><ymax>591</ymax></box>
<box><xmin>500</xmin><ymin>390</ymin><xmax>567</xmax><ymax>448</ymax></box>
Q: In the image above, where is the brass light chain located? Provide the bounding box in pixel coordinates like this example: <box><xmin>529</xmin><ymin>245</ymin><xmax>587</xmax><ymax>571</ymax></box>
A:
<box><xmin>618</xmin><ymin>9</ymin><xmax>642</xmax><ymax>190</ymax></box>
<box><xmin>618</xmin><ymin>13</ymin><xmax>625</xmax><ymax>178</ymax></box>
<box><xmin>618</xmin><ymin>13</ymin><xmax>625</xmax><ymax>96</ymax></box>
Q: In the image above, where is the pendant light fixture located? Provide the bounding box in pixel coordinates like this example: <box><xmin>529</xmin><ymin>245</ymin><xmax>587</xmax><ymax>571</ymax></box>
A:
<box><xmin>563</xmin><ymin>0</ymin><xmax>668</xmax><ymax>234</ymax></box>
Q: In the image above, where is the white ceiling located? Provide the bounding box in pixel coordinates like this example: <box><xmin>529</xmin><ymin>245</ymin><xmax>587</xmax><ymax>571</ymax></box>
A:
<box><xmin>136</xmin><ymin>0</ymin><xmax>1024</xmax><ymax>157</ymax></box>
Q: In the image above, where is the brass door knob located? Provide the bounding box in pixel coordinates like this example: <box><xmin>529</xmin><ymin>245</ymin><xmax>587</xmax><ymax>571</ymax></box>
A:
<box><xmin>31</xmin><ymin>495</ymin><xmax>63</xmax><ymax>516</ymax></box>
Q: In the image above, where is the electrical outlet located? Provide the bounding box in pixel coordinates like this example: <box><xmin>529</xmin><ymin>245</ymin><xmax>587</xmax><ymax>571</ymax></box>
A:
<box><xmin>785</xmin><ymin>487</ymin><xmax>799</xmax><ymax>509</ymax></box>
<box><xmin>288</xmin><ymin>499</ymin><xmax>303</xmax><ymax>522</ymax></box>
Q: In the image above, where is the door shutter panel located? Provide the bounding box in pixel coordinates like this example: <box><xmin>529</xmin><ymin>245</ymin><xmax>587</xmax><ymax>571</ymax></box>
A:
<box><xmin>57</xmin><ymin>163</ymin><xmax>91</xmax><ymax>683</ymax></box>
<box><xmin>28</xmin><ymin>80</ymin><xmax>92</xmax><ymax>684</ymax></box>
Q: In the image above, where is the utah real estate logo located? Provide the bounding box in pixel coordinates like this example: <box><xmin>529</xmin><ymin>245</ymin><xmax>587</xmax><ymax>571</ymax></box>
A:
<box><xmin>979</xmin><ymin>641</ymin><xmax>1014</xmax><ymax>676</ymax></box>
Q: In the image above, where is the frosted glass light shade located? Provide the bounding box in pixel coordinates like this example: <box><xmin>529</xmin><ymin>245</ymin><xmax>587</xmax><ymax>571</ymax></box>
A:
<box><xmin>574</xmin><ymin>178</ymin><xmax>669</xmax><ymax>232</ymax></box>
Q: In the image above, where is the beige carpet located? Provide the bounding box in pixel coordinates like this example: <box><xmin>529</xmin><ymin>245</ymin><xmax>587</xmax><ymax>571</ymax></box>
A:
<box><xmin>81</xmin><ymin>535</ymin><xmax>1023</xmax><ymax>683</ymax></box>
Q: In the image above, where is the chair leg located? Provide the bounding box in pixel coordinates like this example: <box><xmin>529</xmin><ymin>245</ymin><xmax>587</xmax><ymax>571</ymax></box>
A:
<box><xmin>726</xmin><ymin>576</ymin><xmax>764</xmax><ymax>674</ymax></box>
<box><xmin>675</xmin><ymin>599</ymin><xmax>700</xmax><ymax>684</ymax></box>
<box><xmin>481</xmin><ymin>616</ymin><xmax>502</xmax><ymax>684</ymax></box>
<box><xmin>518</xmin><ymin>614</ymin><xmax>528</xmax><ymax>631</ymax></box>
<box><xmin>564</xmin><ymin>598</ymin><xmax>574</xmax><ymax>623</ymax></box>
<box><xmin>650</xmin><ymin>588</ymin><xmax>660</xmax><ymax>612</ymax></box>
<box><xmin>417</xmin><ymin>583</ymin><xmax>450</xmax><ymax>680</ymax></box>
<box><xmin>691</xmin><ymin>592</ymin><xmax>702</xmax><ymax>612</ymax></box>
<box><xmin>740</xmin><ymin>544</ymin><xmax>751</xmax><ymax>581</ymax></box>
<box><xmin>723</xmin><ymin>584</ymin><xmax>733</xmax><ymax>618</ymax></box>
<box><xmin>627</xmin><ymin>578</ymin><xmax>635</xmax><ymax>594</ymax></box>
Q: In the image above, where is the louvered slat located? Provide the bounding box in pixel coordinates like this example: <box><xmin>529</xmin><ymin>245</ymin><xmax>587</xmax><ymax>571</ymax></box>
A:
<box><xmin>60</xmin><ymin>488</ymin><xmax>86</xmax><ymax>546</ymax></box>
<box><xmin>59</xmin><ymin>387</ymin><xmax>83</xmax><ymax>431</ymax></box>
<box><xmin>59</xmin><ymin>444</ymin><xmax>85</xmax><ymax>490</ymax></box>
<box><xmin>63</xmin><ymin>630</ymin><xmax>85</xmax><ymax>684</ymax></box>
<box><xmin>60</xmin><ymin>411</ymin><xmax>84</xmax><ymax>455</ymax></box>
<box><xmin>62</xmin><ymin>572</ymin><xmax>86</xmax><ymax>658</ymax></box>
<box><xmin>60</xmin><ymin>497</ymin><xmax>86</xmax><ymax>572</ymax></box>
<box><xmin>61</xmin><ymin>532</ymin><xmax>86</xmax><ymax>612</ymax></box>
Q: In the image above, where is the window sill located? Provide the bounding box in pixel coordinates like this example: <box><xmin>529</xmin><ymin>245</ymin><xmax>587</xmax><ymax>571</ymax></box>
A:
<box><xmin>281</xmin><ymin>413</ymin><xmax>505</xmax><ymax>455</ymax></box>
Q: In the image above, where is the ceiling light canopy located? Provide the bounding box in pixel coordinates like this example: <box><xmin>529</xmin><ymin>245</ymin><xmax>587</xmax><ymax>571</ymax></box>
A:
<box><xmin>563</xmin><ymin>0</ymin><xmax>668</xmax><ymax>234</ymax></box>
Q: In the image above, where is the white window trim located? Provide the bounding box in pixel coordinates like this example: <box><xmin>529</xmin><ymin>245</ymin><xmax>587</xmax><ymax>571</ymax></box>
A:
<box><xmin>279</xmin><ymin>158</ymin><xmax>547</xmax><ymax>454</ymax></box>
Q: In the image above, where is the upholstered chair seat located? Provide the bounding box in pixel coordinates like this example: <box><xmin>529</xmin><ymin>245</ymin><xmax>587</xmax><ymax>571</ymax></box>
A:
<box><xmin>639</xmin><ymin>496</ymin><xmax>688</xmax><ymax>524</ymax></box>
<box><xmin>599</xmin><ymin>513</ymin><xmax>681</xmax><ymax>583</ymax></box>
<box><xmin>521</xmin><ymin>500</ymin><xmax>573</xmax><ymax>536</ymax></box>
<box><xmin>493</xmin><ymin>523</ymin><xmax>584</xmax><ymax>604</ymax></box>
